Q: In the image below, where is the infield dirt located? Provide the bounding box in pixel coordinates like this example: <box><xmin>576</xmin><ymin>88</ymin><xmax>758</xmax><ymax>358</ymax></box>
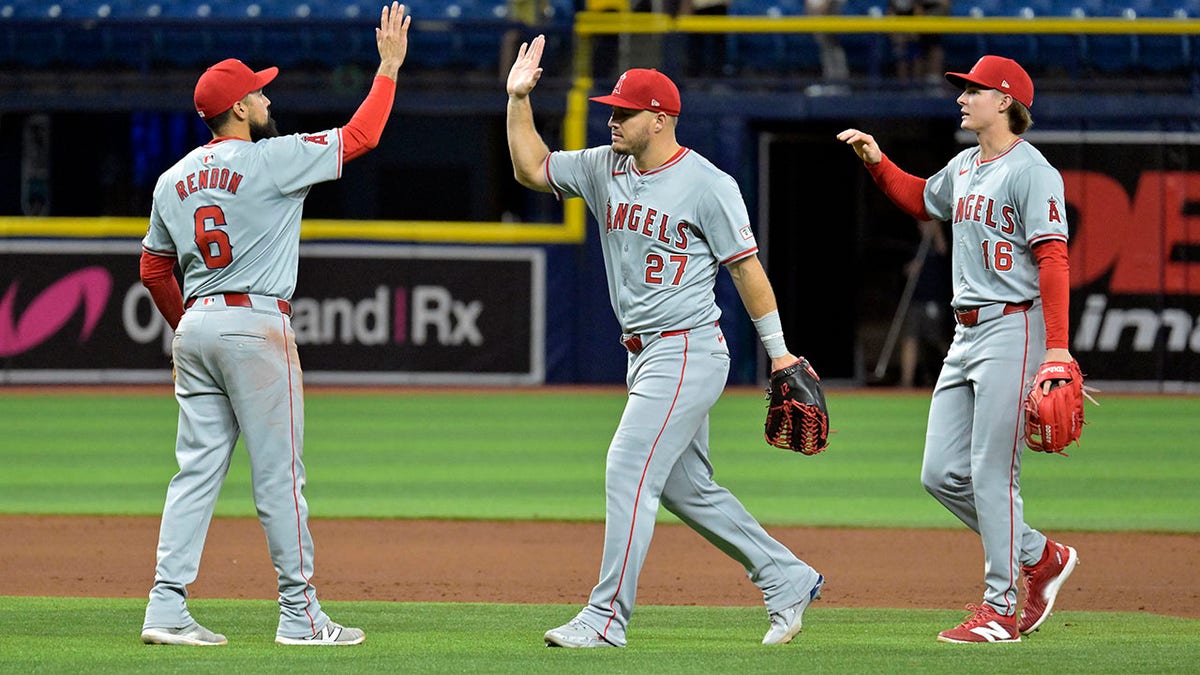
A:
<box><xmin>2</xmin><ymin>516</ymin><xmax>1196</xmax><ymax>619</ymax></box>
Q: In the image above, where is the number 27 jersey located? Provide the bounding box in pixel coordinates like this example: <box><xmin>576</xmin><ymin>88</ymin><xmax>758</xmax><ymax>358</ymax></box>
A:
<box><xmin>546</xmin><ymin>146</ymin><xmax>759</xmax><ymax>334</ymax></box>
<box><xmin>142</xmin><ymin>130</ymin><xmax>344</xmax><ymax>301</ymax></box>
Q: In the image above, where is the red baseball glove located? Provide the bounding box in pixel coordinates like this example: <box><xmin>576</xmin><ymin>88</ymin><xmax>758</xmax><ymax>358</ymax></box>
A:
<box><xmin>764</xmin><ymin>358</ymin><xmax>830</xmax><ymax>455</ymax></box>
<box><xmin>1023</xmin><ymin>360</ymin><xmax>1099</xmax><ymax>455</ymax></box>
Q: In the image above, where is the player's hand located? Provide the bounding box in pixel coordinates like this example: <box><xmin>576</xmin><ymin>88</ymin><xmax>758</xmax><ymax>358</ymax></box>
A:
<box><xmin>1039</xmin><ymin>347</ymin><xmax>1074</xmax><ymax>393</ymax></box>
<box><xmin>376</xmin><ymin>2</ymin><xmax>411</xmax><ymax>78</ymax></box>
<box><xmin>836</xmin><ymin>128</ymin><xmax>883</xmax><ymax>165</ymax></box>
<box><xmin>770</xmin><ymin>353</ymin><xmax>800</xmax><ymax>375</ymax></box>
<box><xmin>507</xmin><ymin>34</ymin><xmax>545</xmax><ymax>99</ymax></box>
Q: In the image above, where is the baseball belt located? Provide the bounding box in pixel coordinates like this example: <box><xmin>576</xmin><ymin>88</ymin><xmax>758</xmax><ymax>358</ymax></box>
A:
<box><xmin>954</xmin><ymin>300</ymin><xmax>1033</xmax><ymax>327</ymax></box>
<box><xmin>185</xmin><ymin>293</ymin><xmax>293</xmax><ymax>317</ymax></box>
<box><xmin>620</xmin><ymin>321</ymin><xmax>719</xmax><ymax>354</ymax></box>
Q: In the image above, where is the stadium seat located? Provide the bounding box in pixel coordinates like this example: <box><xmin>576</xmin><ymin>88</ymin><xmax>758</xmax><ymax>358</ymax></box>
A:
<box><xmin>971</xmin><ymin>1</ymin><xmax>1042</xmax><ymax>69</ymax></box>
<box><xmin>726</xmin><ymin>0</ymin><xmax>813</xmax><ymax>75</ymax></box>
<box><xmin>0</xmin><ymin>2</ymin><xmax>66</xmax><ymax>67</ymax></box>
<box><xmin>1114</xmin><ymin>0</ymin><xmax>1193</xmax><ymax>73</ymax></box>
<box><xmin>544</xmin><ymin>0</ymin><xmax>576</xmax><ymax>24</ymax></box>
<box><xmin>1077</xmin><ymin>1</ymin><xmax>1137</xmax><ymax>74</ymax></box>
<box><xmin>1013</xmin><ymin>0</ymin><xmax>1086</xmax><ymax>77</ymax></box>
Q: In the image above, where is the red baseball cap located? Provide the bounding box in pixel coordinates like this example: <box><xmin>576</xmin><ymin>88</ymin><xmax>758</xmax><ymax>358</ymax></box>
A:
<box><xmin>193</xmin><ymin>58</ymin><xmax>279</xmax><ymax>119</ymax></box>
<box><xmin>945</xmin><ymin>55</ymin><xmax>1034</xmax><ymax>108</ymax></box>
<box><xmin>589</xmin><ymin>68</ymin><xmax>681</xmax><ymax>116</ymax></box>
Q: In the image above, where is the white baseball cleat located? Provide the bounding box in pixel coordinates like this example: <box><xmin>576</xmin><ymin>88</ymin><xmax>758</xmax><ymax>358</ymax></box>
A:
<box><xmin>544</xmin><ymin>619</ymin><xmax>617</xmax><ymax>648</ymax></box>
<box><xmin>141</xmin><ymin>621</ymin><xmax>228</xmax><ymax>646</ymax></box>
<box><xmin>275</xmin><ymin>622</ymin><xmax>365</xmax><ymax>646</ymax></box>
<box><xmin>763</xmin><ymin>573</ymin><xmax>824</xmax><ymax>645</ymax></box>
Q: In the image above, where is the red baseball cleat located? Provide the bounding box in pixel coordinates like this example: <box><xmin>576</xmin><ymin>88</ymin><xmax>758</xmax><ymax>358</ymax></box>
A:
<box><xmin>1019</xmin><ymin>539</ymin><xmax>1079</xmax><ymax>634</ymax></box>
<box><xmin>937</xmin><ymin>604</ymin><xmax>1020</xmax><ymax>643</ymax></box>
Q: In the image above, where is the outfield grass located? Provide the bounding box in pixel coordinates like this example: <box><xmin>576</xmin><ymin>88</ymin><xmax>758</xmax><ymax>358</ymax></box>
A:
<box><xmin>0</xmin><ymin>597</ymin><xmax>1195</xmax><ymax>674</ymax></box>
<box><xmin>2</xmin><ymin>388</ymin><xmax>1198</xmax><ymax>672</ymax></box>
<box><xmin>1</xmin><ymin>389</ymin><xmax>1197</xmax><ymax>531</ymax></box>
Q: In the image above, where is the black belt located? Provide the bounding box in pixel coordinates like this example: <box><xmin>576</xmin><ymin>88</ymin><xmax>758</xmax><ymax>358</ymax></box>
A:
<box><xmin>954</xmin><ymin>301</ymin><xmax>1033</xmax><ymax>327</ymax></box>
<box><xmin>185</xmin><ymin>293</ymin><xmax>292</xmax><ymax>317</ymax></box>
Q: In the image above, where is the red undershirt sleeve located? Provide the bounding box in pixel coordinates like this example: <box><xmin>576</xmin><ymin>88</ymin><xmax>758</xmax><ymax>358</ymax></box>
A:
<box><xmin>1033</xmin><ymin>239</ymin><xmax>1070</xmax><ymax>350</ymax></box>
<box><xmin>865</xmin><ymin>152</ymin><xmax>932</xmax><ymax>222</ymax></box>
<box><xmin>341</xmin><ymin>75</ymin><xmax>398</xmax><ymax>163</ymax></box>
<box><xmin>139</xmin><ymin>251</ymin><xmax>184</xmax><ymax>330</ymax></box>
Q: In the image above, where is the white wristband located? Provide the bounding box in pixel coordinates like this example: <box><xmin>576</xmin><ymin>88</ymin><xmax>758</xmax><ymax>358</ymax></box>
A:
<box><xmin>752</xmin><ymin>310</ymin><xmax>789</xmax><ymax>359</ymax></box>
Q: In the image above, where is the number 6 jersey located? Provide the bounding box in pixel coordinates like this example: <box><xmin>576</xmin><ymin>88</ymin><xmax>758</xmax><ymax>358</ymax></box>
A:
<box><xmin>142</xmin><ymin>129</ymin><xmax>344</xmax><ymax>301</ymax></box>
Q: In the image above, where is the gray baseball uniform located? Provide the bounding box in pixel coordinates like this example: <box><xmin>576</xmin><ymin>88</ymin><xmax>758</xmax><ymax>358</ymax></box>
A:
<box><xmin>545</xmin><ymin>145</ymin><xmax>821</xmax><ymax>646</ymax></box>
<box><xmin>920</xmin><ymin>138</ymin><xmax>1068</xmax><ymax>615</ymax></box>
<box><xmin>141</xmin><ymin>129</ymin><xmax>344</xmax><ymax>639</ymax></box>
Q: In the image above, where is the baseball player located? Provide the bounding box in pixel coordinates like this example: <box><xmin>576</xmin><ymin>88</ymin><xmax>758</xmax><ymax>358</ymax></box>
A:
<box><xmin>506</xmin><ymin>35</ymin><xmax>825</xmax><ymax>648</ymax></box>
<box><xmin>838</xmin><ymin>55</ymin><xmax>1079</xmax><ymax>643</ymax></box>
<box><xmin>137</xmin><ymin>3</ymin><xmax>410</xmax><ymax>647</ymax></box>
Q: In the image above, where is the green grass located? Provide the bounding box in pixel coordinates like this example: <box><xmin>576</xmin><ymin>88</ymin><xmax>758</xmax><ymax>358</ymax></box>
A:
<box><xmin>1</xmin><ymin>389</ymin><xmax>1198</xmax><ymax>673</ymax></box>
<box><xmin>0</xmin><ymin>597</ymin><xmax>1195</xmax><ymax>674</ymax></box>
<box><xmin>1</xmin><ymin>389</ymin><xmax>1198</xmax><ymax>531</ymax></box>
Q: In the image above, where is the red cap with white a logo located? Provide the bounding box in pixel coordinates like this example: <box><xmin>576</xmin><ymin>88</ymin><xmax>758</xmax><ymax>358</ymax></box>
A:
<box><xmin>589</xmin><ymin>68</ymin><xmax>681</xmax><ymax>116</ymax></box>
<box><xmin>945</xmin><ymin>55</ymin><xmax>1034</xmax><ymax>108</ymax></box>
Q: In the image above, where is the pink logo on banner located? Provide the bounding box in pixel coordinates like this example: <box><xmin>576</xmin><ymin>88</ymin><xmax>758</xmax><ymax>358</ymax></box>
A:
<box><xmin>0</xmin><ymin>267</ymin><xmax>112</xmax><ymax>357</ymax></box>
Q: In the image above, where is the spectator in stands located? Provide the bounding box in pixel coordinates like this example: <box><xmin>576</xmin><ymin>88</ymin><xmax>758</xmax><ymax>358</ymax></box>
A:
<box><xmin>888</xmin><ymin>0</ymin><xmax>950</xmax><ymax>86</ymax></box>
<box><xmin>805</xmin><ymin>0</ymin><xmax>850</xmax><ymax>95</ymax></box>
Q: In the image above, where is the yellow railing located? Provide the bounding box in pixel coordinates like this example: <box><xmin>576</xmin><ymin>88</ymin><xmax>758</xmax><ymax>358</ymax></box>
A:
<box><xmin>575</xmin><ymin>12</ymin><xmax>1200</xmax><ymax>35</ymax></box>
<box><xmin>0</xmin><ymin>216</ymin><xmax>585</xmax><ymax>243</ymax></box>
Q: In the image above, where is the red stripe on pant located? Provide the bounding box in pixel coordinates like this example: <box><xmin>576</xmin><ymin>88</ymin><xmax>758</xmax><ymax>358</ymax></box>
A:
<box><xmin>602</xmin><ymin>334</ymin><xmax>690</xmax><ymax>639</ymax></box>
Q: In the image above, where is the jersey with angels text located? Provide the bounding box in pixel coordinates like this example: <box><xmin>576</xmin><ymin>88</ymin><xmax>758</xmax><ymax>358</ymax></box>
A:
<box><xmin>142</xmin><ymin>129</ymin><xmax>344</xmax><ymax>301</ymax></box>
<box><xmin>923</xmin><ymin>138</ymin><xmax>1068</xmax><ymax>308</ymax></box>
<box><xmin>546</xmin><ymin>146</ymin><xmax>758</xmax><ymax>334</ymax></box>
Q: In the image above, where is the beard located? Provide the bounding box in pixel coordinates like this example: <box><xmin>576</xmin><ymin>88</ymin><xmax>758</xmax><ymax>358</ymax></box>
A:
<box><xmin>611</xmin><ymin>133</ymin><xmax>647</xmax><ymax>157</ymax></box>
<box><xmin>250</xmin><ymin>116</ymin><xmax>279</xmax><ymax>142</ymax></box>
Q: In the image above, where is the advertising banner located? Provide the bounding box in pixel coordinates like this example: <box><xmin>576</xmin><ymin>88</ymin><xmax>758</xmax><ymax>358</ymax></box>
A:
<box><xmin>1031</xmin><ymin>132</ymin><xmax>1200</xmax><ymax>389</ymax></box>
<box><xmin>0</xmin><ymin>241</ymin><xmax>545</xmax><ymax>385</ymax></box>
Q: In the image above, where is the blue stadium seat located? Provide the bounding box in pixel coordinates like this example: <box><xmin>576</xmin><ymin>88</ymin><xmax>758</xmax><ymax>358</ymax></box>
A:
<box><xmin>51</xmin><ymin>1</ymin><xmax>143</xmax><ymax>68</ymax></box>
<box><xmin>0</xmin><ymin>4</ymin><xmax>51</xmax><ymax>67</ymax></box>
<box><xmin>726</xmin><ymin>0</ymin><xmax>812</xmax><ymax>75</ymax></box>
<box><xmin>322</xmin><ymin>0</ymin><xmax>379</xmax><ymax>19</ymax></box>
<box><xmin>544</xmin><ymin>0</ymin><xmax>576</xmax><ymax>24</ymax></box>
<box><xmin>1015</xmin><ymin>0</ymin><xmax>1086</xmax><ymax>76</ymax></box>
<box><xmin>945</xmin><ymin>0</ymin><xmax>988</xmax><ymax>66</ymax></box>
<box><xmin>972</xmin><ymin>1</ymin><xmax>1042</xmax><ymax>69</ymax></box>
<box><xmin>4</xmin><ymin>0</ymin><xmax>66</xmax><ymax>17</ymax></box>
<box><xmin>1077</xmin><ymin>1</ymin><xmax>1137</xmax><ymax>73</ymax></box>
<box><xmin>843</xmin><ymin>0</ymin><xmax>884</xmax><ymax>14</ymax></box>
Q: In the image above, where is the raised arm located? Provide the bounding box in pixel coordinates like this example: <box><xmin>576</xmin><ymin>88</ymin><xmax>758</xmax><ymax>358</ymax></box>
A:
<box><xmin>342</xmin><ymin>2</ymin><xmax>411</xmax><ymax>162</ymax></box>
<box><xmin>837</xmin><ymin>127</ymin><xmax>930</xmax><ymax>221</ymax></box>
<box><xmin>505</xmin><ymin>34</ymin><xmax>553</xmax><ymax>192</ymax></box>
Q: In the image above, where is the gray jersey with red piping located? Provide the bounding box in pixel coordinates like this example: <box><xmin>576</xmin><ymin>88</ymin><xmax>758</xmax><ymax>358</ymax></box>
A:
<box><xmin>140</xmin><ymin>128</ymin><xmax>345</xmax><ymax>641</ymax></box>
<box><xmin>142</xmin><ymin>130</ymin><xmax>343</xmax><ymax>302</ymax></box>
<box><xmin>923</xmin><ymin>138</ymin><xmax>1068</xmax><ymax>309</ymax></box>
<box><xmin>546</xmin><ymin>145</ymin><xmax>759</xmax><ymax>334</ymax></box>
<box><xmin>921</xmin><ymin>136</ymin><xmax>1069</xmax><ymax>617</ymax></box>
<box><xmin>542</xmin><ymin>143</ymin><xmax>820</xmax><ymax>647</ymax></box>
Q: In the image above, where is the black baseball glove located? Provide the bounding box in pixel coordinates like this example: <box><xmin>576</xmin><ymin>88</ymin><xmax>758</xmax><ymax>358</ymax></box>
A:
<box><xmin>764</xmin><ymin>357</ymin><xmax>830</xmax><ymax>455</ymax></box>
